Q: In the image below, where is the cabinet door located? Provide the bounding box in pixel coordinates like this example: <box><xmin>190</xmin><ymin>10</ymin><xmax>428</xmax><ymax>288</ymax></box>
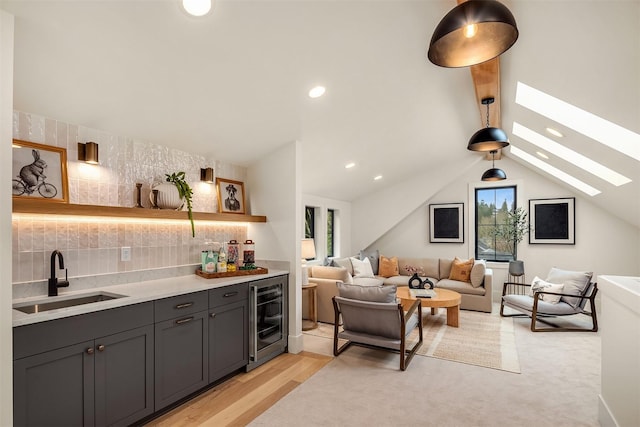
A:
<box><xmin>94</xmin><ymin>325</ymin><xmax>154</xmax><ymax>426</ymax></box>
<box><xmin>209</xmin><ymin>299</ymin><xmax>248</xmax><ymax>381</ymax></box>
<box><xmin>14</xmin><ymin>340</ymin><xmax>95</xmax><ymax>427</ymax></box>
<box><xmin>154</xmin><ymin>310</ymin><xmax>209</xmax><ymax>410</ymax></box>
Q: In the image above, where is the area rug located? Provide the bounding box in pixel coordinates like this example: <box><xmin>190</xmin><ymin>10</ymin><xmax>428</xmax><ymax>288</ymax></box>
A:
<box><xmin>304</xmin><ymin>309</ymin><xmax>520</xmax><ymax>373</ymax></box>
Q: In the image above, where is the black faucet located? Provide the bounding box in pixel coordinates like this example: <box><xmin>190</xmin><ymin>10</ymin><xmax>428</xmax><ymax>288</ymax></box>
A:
<box><xmin>48</xmin><ymin>250</ymin><xmax>70</xmax><ymax>297</ymax></box>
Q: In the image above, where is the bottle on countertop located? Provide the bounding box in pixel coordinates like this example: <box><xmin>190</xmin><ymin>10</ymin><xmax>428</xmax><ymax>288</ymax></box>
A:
<box><xmin>217</xmin><ymin>249</ymin><xmax>227</xmax><ymax>273</ymax></box>
<box><xmin>205</xmin><ymin>249</ymin><xmax>217</xmax><ymax>273</ymax></box>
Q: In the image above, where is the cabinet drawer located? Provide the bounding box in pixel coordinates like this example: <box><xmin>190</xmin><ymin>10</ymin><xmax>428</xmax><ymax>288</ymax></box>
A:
<box><xmin>154</xmin><ymin>291</ymin><xmax>208</xmax><ymax>322</ymax></box>
<box><xmin>209</xmin><ymin>283</ymin><xmax>248</xmax><ymax>307</ymax></box>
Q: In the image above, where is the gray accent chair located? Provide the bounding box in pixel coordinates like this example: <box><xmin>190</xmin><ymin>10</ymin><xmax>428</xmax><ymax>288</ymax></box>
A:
<box><xmin>332</xmin><ymin>295</ymin><xmax>423</xmax><ymax>371</ymax></box>
<box><xmin>500</xmin><ymin>281</ymin><xmax>598</xmax><ymax>332</ymax></box>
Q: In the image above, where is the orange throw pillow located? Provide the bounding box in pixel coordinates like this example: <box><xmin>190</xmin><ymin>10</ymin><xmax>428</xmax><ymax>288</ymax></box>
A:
<box><xmin>378</xmin><ymin>255</ymin><xmax>399</xmax><ymax>278</ymax></box>
<box><xmin>449</xmin><ymin>257</ymin><xmax>474</xmax><ymax>282</ymax></box>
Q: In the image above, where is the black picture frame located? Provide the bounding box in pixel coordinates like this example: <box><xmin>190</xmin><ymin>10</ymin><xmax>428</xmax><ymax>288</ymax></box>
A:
<box><xmin>429</xmin><ymin>203</ymin><xmax>464</xmax><ymax>243</ymax></box>
<box><xmin>529</xmin><ymin>197</ymin><xmax>575</xmax><ymax>244</ymax></box>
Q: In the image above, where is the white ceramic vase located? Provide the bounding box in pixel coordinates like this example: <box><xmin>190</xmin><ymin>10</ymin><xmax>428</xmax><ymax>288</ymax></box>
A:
<box><xmin>151</xmin><ymin>182</ymin><xmax>184</xmax><ymax>210</ymax></box>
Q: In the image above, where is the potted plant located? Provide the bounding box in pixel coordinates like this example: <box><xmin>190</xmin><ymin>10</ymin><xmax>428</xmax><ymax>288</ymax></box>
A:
<box><xmin>494</xmin><ymin>206</ymin><xmax>531</xmax><ymax>274</ymax></box>
<box><xmin>165</xmin><ymin>172</ymin><xmax>195</xmax><ymax>237</ymax></box>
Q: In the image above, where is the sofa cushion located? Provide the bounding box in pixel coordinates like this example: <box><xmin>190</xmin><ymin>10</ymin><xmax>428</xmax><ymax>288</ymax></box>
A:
<box><xmin>439</xmin><ymin>258</ymin><xmax>453</xmax><ymax>280</ymax></box>
<box><xmin>350</xmin><ymin>257</ymin><xmax>375</xmax><ymax>278</ymax></box>
<box><xmin>546</xmin><ymin>268</ymin><xmax>593</xmax><ymax>308</ymax></box>
<box><xmin>378</xmin><ymin>255</ymin><xmax>399</xmax><ymax>278</ymax></box>
<box><xmin>337</xmin><ymin>282</ymin><xmax>397</xmax><ymax>303</ymax></box>
<box><xmin>470</xmin><ymin>259</ymin><xmax>486</xmax><ymax>288</ymax></box>
<box><xmin>359</xmin><ymin>249</ymin><xmax>380</xmax><ymax>275</ymax></box>
<box><xmin>437</xmin><ymin>279</ymin><xmax>486</xmax><ymax>296</ymax></box>
<box><xmin>353</xmin><ymin>277</ymin><xmax>384</xmax><ymax>287</ymax></box>
<box><xmin>449</xmin><ymin>257</ymin><xmax>474</xmax><ymax>282</ymax></box>
<box><xmin>331</xmin><ymin>257</ymin><xmax>353</xmax><ymax>275</ymax></box>
<box><xmin>398</xmin><ymin>258</ymin><xmax>439</xmax><ymax>278</ymax></box>
<box><xmin>310</xmin><ymin>265</ymin><xmax>348</xmax><ymax>281</ymax></box>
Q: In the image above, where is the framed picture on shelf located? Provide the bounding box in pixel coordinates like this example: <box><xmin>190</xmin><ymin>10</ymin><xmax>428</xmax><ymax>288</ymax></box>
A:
<box><xmin>529</xmin><ymin>197</ymin><xmax>575</xmax><ymax>244</ymax></box>
<box><xmin>12</xmin><ymin>139</ymin><xmax>69</xmax><ymax>203</ymax></box>
<box><xmin>429</xmin><ymin>203</ymin><xmax>464</xmax><ymax>243</ymax></box>
<box><xmin>216</xmin><ymin>178</ymin><xmax>246</xmax><ymax>214</ymax></box>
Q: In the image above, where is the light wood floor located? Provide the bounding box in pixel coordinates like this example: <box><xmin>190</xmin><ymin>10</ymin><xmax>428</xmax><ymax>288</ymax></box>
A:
<box><xmin>147</xmin><ymin>351</ymin><xmax>332</xmax><ymax>427</ymax></box>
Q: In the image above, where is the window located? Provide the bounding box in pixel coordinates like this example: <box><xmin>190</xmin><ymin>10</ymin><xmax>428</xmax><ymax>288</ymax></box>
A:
<box><xmin>475</xmin><ymin>186</ymin><xmax>517</xmax><ymax>261</ymax></box>
<box><xmin>305</xmin><ymin>206</ymin><xmax>314</xmax><ymax>239</ymax></box>
<box><xmin>327</xmin><ymin>209</ymin><xmax>335</xmax><ymax>257</ymax></box>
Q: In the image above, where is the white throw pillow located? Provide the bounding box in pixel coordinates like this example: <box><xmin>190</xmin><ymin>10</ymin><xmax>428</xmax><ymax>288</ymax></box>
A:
<box><xmin>529</xmin><ymin>276</ymin><xmax>564</xmax><ymax>304</ymax></box>
<box><xmin>350</xmin><ymin>256</ymin><xmax>374</xmax><ymax>278</ymax></box>
<box><xmin>470</xmin><ymin>259</ymin><xmax>486</xmax><ymax>288</ymax></box>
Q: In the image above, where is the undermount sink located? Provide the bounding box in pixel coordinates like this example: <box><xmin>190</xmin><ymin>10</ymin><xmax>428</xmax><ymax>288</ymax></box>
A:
<box><xmin>13</xmin><ymin>291</ymin><xmax>126</xmax><ymax>314</ymax></box>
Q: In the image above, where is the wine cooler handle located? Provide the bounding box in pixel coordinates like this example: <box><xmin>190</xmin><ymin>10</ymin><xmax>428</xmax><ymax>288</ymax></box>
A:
<box><xmin>250</xmin><ymin>285</ymin><xmax>258</xmax><ymax>362</ymax></box>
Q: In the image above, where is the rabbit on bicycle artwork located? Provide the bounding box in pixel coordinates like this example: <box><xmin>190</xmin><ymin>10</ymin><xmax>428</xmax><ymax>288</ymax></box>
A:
<box><xmin>12</xmin><ymin>148</ymin><xmax>58</xmax><ymax>198</ymax></box>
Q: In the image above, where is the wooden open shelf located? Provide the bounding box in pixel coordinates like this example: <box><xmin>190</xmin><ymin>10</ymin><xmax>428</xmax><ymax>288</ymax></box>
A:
<box><xmin>12</xmin><ymin>198</ymin><xmax>267</xmax><ymax>223</ymax></box>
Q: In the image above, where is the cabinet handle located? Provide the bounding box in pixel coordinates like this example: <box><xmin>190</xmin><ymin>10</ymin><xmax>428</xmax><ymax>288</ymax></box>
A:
<box><xmin>97</xmin><ymin>345</ymin><xmax>105</xmax><ymax>352</ymax></box>
<box><xmin>223</xmin><ymin>292</ymin><xmax>238</xmax><ymax>298</ymax></box>
<box><xmin>86</xmin><ymin>348</ymin><xmax>94</xmax><ymax>355</ymax></box>
<box><xmin>175</xmin><ymin>316</ymin><xmax>194</xmax><ymax>325</ymax></box>
<box><xmin>210</xmin><ymin>313</ymin><xmax>216</xmax><ymax>318</ymax></box>
<box><xmin>175</xmin><ymin>302</ymin><xmax>194</xmax><ymax>309</ymax></box>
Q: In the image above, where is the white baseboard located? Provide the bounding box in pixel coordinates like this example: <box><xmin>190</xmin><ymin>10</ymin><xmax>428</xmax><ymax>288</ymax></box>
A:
<box><xmin>288</xmin><ymin>333</ymin><xmax>304</xmax><ymax>354</ymax></box>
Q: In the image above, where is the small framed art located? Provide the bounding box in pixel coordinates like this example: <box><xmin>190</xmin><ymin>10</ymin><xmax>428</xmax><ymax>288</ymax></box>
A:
<box><xmin>12</xmin><ymin>139</ymin><xmax>69</xmax><ymax>203</ymax></box>
<box><xmin>429</xmin><ymin>203</ymin><xmax>464</xmax><ymax>243</ymax></box>
<box><xmin>216</xmin><ymin>178</ymin><xmax>246</xmax><ymax>214</ymax></box>
<box><xmin>529</xmin><ymin>197</ymin><xmax>575</xmax><ymax>244</ymax></box>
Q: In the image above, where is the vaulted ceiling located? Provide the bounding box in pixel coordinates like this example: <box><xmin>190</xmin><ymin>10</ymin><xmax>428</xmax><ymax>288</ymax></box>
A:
<box><xmin>2</xmin><ymin>0</ymin><xmax>639</xmax><ymax>227</ymax></box>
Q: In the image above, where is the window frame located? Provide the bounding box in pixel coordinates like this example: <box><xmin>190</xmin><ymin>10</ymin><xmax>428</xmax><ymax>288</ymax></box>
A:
<box><xmin>473</xmin><ymin>184</ymin><xmax>519</xmax><ymax>263</ymax></box>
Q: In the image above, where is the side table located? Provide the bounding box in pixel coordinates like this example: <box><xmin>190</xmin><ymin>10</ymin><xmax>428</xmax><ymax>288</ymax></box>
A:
<box><xmin>302</xmin><ymin>283</ymin><xmax>318</xmax><ymax>330</ymax></box>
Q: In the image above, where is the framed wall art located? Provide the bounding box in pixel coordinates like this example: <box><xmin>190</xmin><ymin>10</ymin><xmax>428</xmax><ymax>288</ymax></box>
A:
<box><xmin>216</xmin><ymin>178</ymin><xmax>246</xmax><ymax>214</ymax></box>
<box><xmin>12</xmin><ymin>139</ymin><xmax>69</xmax><ymax>203</ymax></box>
<box><xmin>529</xmin><ymin>197</ymin><xmax>575</xmax><ymax>244</ymax></box>
<box><xmin>429</xmin><ymin>203</ymin><xmax>464</xmax><ymax>243</ymax></box>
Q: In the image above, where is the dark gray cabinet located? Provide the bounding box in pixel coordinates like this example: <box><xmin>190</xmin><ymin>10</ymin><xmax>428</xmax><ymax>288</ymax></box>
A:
<box><xmin>13</xmin><ymin>303</ymin><xmax>154</xmax><ymax>427</ymax></box>
<box><xmin>154</xmin><ymin>291</ymin><xmax>209</xmax><ymax>410</ymax></box>
<box><xmin>209</xmin><ymin>283</ymin><xmax>249</xmax><ymax>381</ymax></box>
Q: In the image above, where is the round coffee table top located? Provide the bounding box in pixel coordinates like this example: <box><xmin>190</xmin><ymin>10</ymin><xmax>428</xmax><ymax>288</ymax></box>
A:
<box><xmin>396</xmin><ymin>287</ymin><xmax>461</xmax><ymax>308</ymax></box>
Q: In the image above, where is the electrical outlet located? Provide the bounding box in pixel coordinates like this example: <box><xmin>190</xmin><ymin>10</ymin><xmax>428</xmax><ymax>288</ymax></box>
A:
<box><xmin>121</xmin><ymin>246</ymin><xmax>131</xmax><ymax>262</ymax></box>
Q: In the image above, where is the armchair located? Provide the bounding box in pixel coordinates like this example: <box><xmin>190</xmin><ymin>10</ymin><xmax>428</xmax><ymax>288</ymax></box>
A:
<box><xmin>332</xmin><ymin>292</ymin><xmax>423</xmax><ymax>371</ymax></box>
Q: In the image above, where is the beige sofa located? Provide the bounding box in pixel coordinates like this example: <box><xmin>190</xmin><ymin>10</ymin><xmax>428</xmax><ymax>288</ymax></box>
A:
<box><xmin>308</xmin><ymin>256</ymin><xmax>493</xmax><ymax>324</ymax></box>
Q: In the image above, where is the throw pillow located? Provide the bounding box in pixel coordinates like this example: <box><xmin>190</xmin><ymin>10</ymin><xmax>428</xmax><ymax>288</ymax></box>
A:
<box><xmin>337</xmin><ymin>282</ymin><xmax>397</xmax><ymax>303</ymax></box>
<box><xmin>331</xmin><ymin>257</ymin><xmax>353</xmax><ymax>275</ymax></box>
<box><xmin>529</xmin><ymin>276</ymin><xmax>564</xmax><ymax>304</ymax></box>
<box><xmin>359</xmin><ymin>249</ymin><xmax>380</xmax><ymax>275</ymax></box>
<box><xmin>350</xmin><ymin>256</ymin><xmax>375</xmax><ymax>278</ymax></box>
<box><xmin>448</xmin><ymin>257</ymin><xmax>474</xmax><ymax>282</ymax></box>
<box><xmin>469</xmin><ymin>259</ymin><xmax>486</xmax><ymax>288</ymax></box>
<box><xmin>546</xmin><ymin>267</ymin><xmax>593</xmax><ymax>308</ymax></box>
<box><xmin>378</xmin><ymin>255</ymin><xmax>399</xmax><ymax>278</ymax></box>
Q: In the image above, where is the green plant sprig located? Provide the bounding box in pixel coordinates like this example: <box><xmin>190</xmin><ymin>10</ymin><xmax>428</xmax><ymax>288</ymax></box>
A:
<box><xmin>165</xmin><ymin>172</ymin><xmax>195</xmax><ymax>237</ymax></box>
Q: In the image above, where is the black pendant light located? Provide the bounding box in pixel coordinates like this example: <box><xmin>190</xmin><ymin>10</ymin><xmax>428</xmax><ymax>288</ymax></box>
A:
<box><xmin>467</xmin><ymin>97</ymin><xmax>509</xmax><ymax>152</ymax></box>
<box><xmin>427</xmin><ymin>0</ymin><xmax>519</xmax><ymax>68</ymax></box>
<box><xmin>481</xmin><ymin>150</ymin><xmax>507</xmax><ymax>181</ymax></box>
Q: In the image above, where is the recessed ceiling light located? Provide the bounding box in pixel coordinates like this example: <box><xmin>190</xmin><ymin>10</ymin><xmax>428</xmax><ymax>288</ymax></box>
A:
<box><xmin>536</xmin><ymin>151</ymin><xmax>549</xmax><ymax>159</ymax></box>
<box><xmin>345</xmin><ymin>162</ymin><xmax>355</xmax><ymax>169</ymax></box>
<box><xmin>374</xmin><ymin>175</ymin><xmax>383</xmax><ymax>181</ymax></box>
<box><xmin>308</xmin><ymin>86</ymin><xmax>326</xmax><ymax>98</ymax></box>
<box><xmin>546</xmin><ymin>127</ymin><xmax>563</xmax><ymax>138</ymax></box>
<box><xmin>182</xmin><ymin>0</ymin><xmax>212</xmax><ymax>16</ymax></box>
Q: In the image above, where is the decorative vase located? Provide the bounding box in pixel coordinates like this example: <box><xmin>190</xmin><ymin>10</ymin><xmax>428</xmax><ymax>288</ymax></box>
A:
<box><xmin>150</xmin><ymin>182</ymin><xmax>184</xmax><ymax>210</ymax></box>
<box><xmin>508</xmin><ymin>260</ymin><xmax>525</xmax><ymax>277</ymax></box>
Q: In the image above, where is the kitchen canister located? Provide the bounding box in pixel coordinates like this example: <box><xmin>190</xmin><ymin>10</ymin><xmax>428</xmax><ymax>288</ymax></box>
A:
<box><xmin>243</xmin><ymin>240</ymin><xmax>255</xmax><ymax>266</ymax></box>
<box><xmin>227</xmin><ymin>240</ymin><xmax>239</xmax><ymax>265</ymax></box>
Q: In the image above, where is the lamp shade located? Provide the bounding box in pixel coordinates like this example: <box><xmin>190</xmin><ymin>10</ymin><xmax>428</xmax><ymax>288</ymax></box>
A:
<box><xmin>481</xmin><ymin>167</ymin><xmax>507</xmax><ymax>181</ymax></box>
<box><xmin>427</xmin><ymin>0</ymin><xmax>519</xmax><ymax>68</ymax></box>
<box><xmin>467</xmin><ymin>126</ymin><xmax>510</xmax><ymax>151</ymax></box>
<box><xmin>301</xmin><ymin>238</ymin><xmax>316</xmax><ymax>260</ymax></box>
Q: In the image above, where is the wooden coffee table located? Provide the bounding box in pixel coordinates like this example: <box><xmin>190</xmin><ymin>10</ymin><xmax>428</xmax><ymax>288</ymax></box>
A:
<box><xmin>396</xmin><ymin>287</ymin><xmax>462</xmax><ymax>327</ymax></box>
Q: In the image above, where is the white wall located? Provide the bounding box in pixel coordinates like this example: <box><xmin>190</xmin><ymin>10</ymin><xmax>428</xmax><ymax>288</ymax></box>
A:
<box><xmin>0</xmin><ymin>10</ymin><xmax>14</xmax><ymax>425</ymax></box>
<box><xmin>246</xmin><ymin>141</ymin><xmax>302</xmax><ymax>353</ymax></box>
<box><xmin>302</xmin><ymin>194</ymin><xmax>352</xmax><ymax>259</ymax></box>
<box><xmin>367</xmin><ymin>156</ymin><xmax>640</xmax><ymax>300</ymax></box>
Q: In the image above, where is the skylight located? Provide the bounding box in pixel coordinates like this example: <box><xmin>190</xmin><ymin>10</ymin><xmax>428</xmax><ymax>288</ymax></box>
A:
<box><xmin>515</xmin><ymin>82</ymin><xmax>640</xmax><ymax>162</ymax></box>
<box><xmin>509</xmin><ymin>146</ymin><xmax>601</xmax><ymax>197</ymax></box>
<box><xmin>512</xmin><ymin>122</ymin><xmax>632</xmax><ymax>187</ymax></box>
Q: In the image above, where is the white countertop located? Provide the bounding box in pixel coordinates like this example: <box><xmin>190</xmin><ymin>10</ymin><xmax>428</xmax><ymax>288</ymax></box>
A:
<box><xmin>598</xmin><ymin>275</ymin><xmax>640</xmax><ymax>313</ymax></box>
<box><xmin>12</xmin><ymin>270</ymin><xmax>288</xmax><ymax>327</ymax></box>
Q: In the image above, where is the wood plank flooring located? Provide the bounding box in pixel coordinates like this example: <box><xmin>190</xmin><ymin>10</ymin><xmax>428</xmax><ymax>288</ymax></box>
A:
<box><xmin>147</xmin><ymin>351</ymin><xmax>332</xmax><ymax>427</ymax></box>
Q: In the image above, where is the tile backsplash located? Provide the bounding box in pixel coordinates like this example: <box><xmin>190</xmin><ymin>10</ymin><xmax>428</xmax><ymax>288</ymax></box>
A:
<box><xmin>12</xmin><ymin>111</ymin><xmax>249</xmax><ymax>295</ymax></box>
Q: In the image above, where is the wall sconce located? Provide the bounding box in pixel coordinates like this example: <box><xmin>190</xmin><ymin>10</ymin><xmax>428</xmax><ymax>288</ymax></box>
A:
<box><xmin>200</xmin><ymin>167</ymin><xmax>214</xmax><ymax>183</ymax></box>
<box><xmin>77</xmin><ymin>142</ymin><xmax>99</xmax><ymax>164</ymax></box>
